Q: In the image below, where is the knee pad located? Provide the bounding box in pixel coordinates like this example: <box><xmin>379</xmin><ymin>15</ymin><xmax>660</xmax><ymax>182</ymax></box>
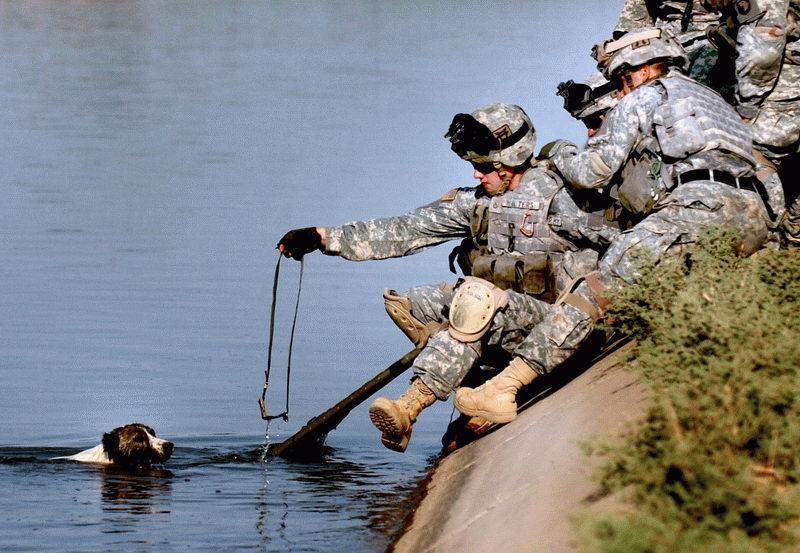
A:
<box><xmin>448</xmin><ymin>277</ymin><xmax>509</xmax><ymax>343</ymax></box>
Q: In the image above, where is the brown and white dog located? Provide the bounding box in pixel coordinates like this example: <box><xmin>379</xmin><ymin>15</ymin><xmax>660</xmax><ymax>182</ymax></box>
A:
<box><xmin>58</xmin><ymin>423</ymin><xmax>174</xmax><ymax>467</ymax></box>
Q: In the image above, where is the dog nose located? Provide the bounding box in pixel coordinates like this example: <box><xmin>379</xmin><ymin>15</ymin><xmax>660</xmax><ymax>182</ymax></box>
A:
<box><xmin>163</xmin><ymin>441</ymin><xmax>174</xmax><ymax>458</ymax></box>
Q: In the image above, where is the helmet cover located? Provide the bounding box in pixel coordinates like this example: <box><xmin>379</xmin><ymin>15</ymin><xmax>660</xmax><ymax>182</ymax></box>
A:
<box><xmin>446</xmin><ymin>103</ymin><xmax>536</xmax><ymax>168</ymax></box>
<box><xmin>594</xmin><ymin>27</ymin><xmax>690</xmax><ymax>79</ymax></box>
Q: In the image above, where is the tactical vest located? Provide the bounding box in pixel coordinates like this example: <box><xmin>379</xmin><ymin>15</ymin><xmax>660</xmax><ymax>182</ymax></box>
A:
<box><xmin>652</xmin><ymin>72</ymin><xmax>756</xmax><ymax>165</ymax></box>
<box><xmin>466</xmin><ymin>168</ymin><xmax>580</xmax><ymax>300</ymax></box>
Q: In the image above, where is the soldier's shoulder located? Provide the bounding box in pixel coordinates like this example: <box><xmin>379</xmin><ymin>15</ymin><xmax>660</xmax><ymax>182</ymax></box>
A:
<box><xmin>612</xmin><ymin>81</ymin><xmax>665</xmax><ymax>116</ymax></box>
<box><xmin>631</xmin><ymin>80</ymin><xmax>667</xmax><ymax>103</ymax></box>
<box><xmin>438</xmin><ymin>186</ymin><xmax>480</xmax><ymax>202</ymax></box>
<box><xmin>523</xmin><ymin>163</ymin><xmax>562</xmax><ymax>183</ymax></box>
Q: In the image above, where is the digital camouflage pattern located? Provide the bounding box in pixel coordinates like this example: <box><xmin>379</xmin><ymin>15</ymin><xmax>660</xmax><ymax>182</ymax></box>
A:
<box><xmin>614</xmin><ymin>0</ymin><xmax>732</xmax><ymax>95</ymax></box>
<box><xmin>439</xmin><ymin>175</ymin><xmax>771</xmax><ymax>381</ymax></box>
<box><xmin>511</xmin><ymin>68</ymin><xmax>772</xmax><ymax>375</ymax></box>
<box><xmin>598</xmin><ymin>27</ymin><xmax>689</xmax><ymax>79</ymax></box>
<box><xmin>469</xmin><ymin>103</ymin><xmax>536</xmax><ymax>168</ymax></box>
<box><xmin>735</xmin><ymin>0</ymin><xmax>800</xmax><ymax>238</ymax></box>
<box><xmin>736</xmin><ymin>0</ymin><xmax>800</xmax><ymax>155</ymax></box>
<box><xmin>552</xmin><ymin>72</ymin><xmax>755</xmax><ymax>189</ymax></box>
<box><xmin>400</xmin><ymin>283</ymin><xmax>552</xmax><ymax>399</ymax></box>
<box><xmin>323</xmin><ymin>164</ymin><xmax>616</xmax><ymax>261</ymax></box>
<box><xmin>322</xmin><ymin>163</ymin><xmax>618</xmax><ymax>398</ymax></box>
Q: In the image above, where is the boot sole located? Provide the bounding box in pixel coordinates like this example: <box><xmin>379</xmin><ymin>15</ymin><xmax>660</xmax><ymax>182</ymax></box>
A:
<box><xmin>369</xmin><ymin>404</ymin><xmax>411</xmax><ymax>453</ymax></box>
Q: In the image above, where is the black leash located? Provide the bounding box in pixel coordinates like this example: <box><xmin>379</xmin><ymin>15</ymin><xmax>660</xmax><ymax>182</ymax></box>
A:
<box><xmin>259</xmin><ymin>252</ymin><xmax>304</xmax><ymax>422</ymax></box>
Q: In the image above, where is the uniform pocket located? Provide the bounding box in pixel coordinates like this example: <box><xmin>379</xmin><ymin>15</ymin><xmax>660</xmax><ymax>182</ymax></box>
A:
<box><xmin>546</xmin><ymin>303</ymin><xmax>590</xmax><ymax>347</ymax></box>
<box><xmin>666</xmin><ymin>183</ymin><xmax>725</xmax><ymax>212</ymax></box>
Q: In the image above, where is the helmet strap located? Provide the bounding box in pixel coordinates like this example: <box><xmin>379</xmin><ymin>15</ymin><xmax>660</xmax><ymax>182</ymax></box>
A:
<box><xmin>492</xmin><ymin>162</ymin><xmax>515</xmax><ymax>196</ymax></box>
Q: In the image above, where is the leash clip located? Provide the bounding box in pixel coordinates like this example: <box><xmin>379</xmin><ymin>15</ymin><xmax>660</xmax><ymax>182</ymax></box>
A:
<box><xmin>259</xmin><ymin>378</ymin><xmax>289</xmax><ymax>421</ymax></box>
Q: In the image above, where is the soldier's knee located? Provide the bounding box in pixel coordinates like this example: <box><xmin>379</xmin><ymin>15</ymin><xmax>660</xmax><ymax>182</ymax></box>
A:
<box><xmin>448</xmin><ymin>277</ymin><xmax>509</xmax><ymax>343</ymax></box>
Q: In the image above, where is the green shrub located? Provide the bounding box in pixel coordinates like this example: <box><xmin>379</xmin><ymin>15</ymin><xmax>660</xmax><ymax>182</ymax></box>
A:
<box><xmin>578</xmin><ymin>229</ymin><xmax>800</xmax><ymax>552</ymax></box>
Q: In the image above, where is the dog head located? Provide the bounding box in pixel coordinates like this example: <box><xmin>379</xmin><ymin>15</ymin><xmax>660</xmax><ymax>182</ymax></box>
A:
<box><xmin>101</xmin><ymin>423</ymin><xmax>174</xmax><ymax>467</ymax></box>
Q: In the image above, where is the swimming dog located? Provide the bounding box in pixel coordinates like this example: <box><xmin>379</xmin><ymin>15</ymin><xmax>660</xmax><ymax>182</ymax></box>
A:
<box><xmin>58</xmin><ymin>423</ymin><xmax>173</xmax><ymax>467</ymax></box>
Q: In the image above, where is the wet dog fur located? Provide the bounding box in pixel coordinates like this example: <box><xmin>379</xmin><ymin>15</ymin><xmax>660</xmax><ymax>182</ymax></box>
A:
<box><xmin>57</xmin><ymin>423</ymin><xmax>174</xmax><ymax>467</ymax></box>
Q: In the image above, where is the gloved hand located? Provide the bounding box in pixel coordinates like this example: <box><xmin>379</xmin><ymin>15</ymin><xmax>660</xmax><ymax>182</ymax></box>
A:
<box><xmin>277</xmin><ymin>227</ymin><xmax>322</xmax><ymax>259</ymax></box>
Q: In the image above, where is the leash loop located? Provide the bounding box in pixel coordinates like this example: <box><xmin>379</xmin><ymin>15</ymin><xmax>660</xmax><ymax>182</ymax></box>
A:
<box><xmin>259</xmin><ymin>253</ymin><xmax>304</xmax><ymax>421</ymax></box>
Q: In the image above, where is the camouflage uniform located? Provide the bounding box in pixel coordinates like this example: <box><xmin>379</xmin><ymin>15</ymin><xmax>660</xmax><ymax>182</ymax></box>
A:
<box><xmin>455</xmin><ymin>70</ymin><xmax>769</xmax><ymax>381</ymax></box>
<box><xmin>505</xmin><ymin>70</ymin><xmax>771</xmax><ymax>375</ymax></box>
<box><xmin>736</xmin><ymin>0</ymin><xmax>800</xmax><ymax>238</ymax></box>
<box><xmin>615</xmin><ymin>0</ymin><xmax>734</xmax><ymax>95</ymax></box>
<box><xmin>322</xmin><ymin>163</ymin><xmax>619</xmax><ymax>399</ymax></box>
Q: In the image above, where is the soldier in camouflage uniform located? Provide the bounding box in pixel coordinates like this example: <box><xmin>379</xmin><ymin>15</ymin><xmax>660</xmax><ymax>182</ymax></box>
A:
<box><xmin>615</xmin><ymin>0</ymin><xmax>747</xmax><ymax>99</ymax></box>
<box><xmin>557</xmin><ymin>72</ymin><xmax>620</xmax><ymax>138</ymax></box>
<box><xmin>736</xmin><ymin>0</ymin><xmax>800</xmax><ymax>243</ymax></box>
<box><xmin>278</xmin><ymin>104</ymin><xmax>620</xmax><ymax>452</ymax></box>
<box><xmin>454</xmin><ymin>28</ymin><xmax>770</xmax><ymax>424</ymax></box>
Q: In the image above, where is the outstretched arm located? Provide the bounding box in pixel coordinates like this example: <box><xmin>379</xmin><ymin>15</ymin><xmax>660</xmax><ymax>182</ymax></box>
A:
<box><xmin>278</xmin><ymin>188</ymin><xmax>477</xmax><ymax>262</ymax></box>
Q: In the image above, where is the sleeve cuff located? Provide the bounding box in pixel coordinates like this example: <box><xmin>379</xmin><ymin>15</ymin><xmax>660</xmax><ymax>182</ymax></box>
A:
<box><xmin>322</xmin><ymin>226</ymin><xmax>343</xmax><ymax>255</ymax></box>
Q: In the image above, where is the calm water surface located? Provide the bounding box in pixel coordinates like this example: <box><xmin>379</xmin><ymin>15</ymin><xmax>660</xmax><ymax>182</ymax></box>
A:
<box><xmin>0</xmin><ymin>1</ymin><xmax>618</xmax><ymax>550</ymax></box>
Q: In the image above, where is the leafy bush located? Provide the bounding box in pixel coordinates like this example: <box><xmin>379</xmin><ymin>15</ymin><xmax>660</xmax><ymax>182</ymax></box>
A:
<box><xmin>578</xmin><ymin>229</ymin><xmax>800</xmax><ymax>552</ymax></box>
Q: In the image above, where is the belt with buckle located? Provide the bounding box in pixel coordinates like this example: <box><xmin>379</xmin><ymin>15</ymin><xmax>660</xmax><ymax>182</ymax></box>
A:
<box><xmin>677</xmin><ymin>168</ymin><xmax>775</xmax><ymax>219</ymax></box>
<box><xmin>677</xmin><ymin>168</ymin><xmax>759</xmax><ymax>190</ymax></box>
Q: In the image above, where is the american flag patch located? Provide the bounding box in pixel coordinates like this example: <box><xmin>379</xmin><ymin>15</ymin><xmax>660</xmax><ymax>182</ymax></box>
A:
<box><xmin>440</xmin><ymin>188</ymin><xmax>459</xmax><ymax>202</ymax></box>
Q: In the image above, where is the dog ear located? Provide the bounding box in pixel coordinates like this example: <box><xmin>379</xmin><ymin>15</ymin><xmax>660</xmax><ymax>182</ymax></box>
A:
<box><xmin>102</xmin><ymin>431</ymin><xmax>120</xmax><ymax>459</ymax></box>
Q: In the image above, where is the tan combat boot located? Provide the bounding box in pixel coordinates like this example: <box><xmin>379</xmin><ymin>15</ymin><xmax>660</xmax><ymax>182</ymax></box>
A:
<box><xmin>369</xmin><ymin>378</ymin><xmax>436</xmax><ymax>452</ymax></box>
<box><xmin>453</xmin><ymin>357</ymin><xmax>538</xmax><ymax>424</ymax></box>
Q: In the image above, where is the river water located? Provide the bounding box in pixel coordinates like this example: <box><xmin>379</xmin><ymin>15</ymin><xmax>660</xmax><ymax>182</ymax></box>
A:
<box><xmin>0</xmin><ymin>1</ymin><xmax>618</xmax><ymax>551</ymax></box>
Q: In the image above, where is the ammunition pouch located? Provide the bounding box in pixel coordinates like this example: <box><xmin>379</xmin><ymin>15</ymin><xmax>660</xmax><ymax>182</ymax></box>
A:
<box><xmin>470</xmin><ymin>252</ymin><xmax>553</xmax><ymax>297</ymax></box>
<box><xmin>448</xmin><ymin>240</ymin><xmax>486</xmax><ymax>276</ymax></box>
<box><xmin>618</xmin><ymin>150</ymin><xmax>669</xmax><ymax>215</ymax></box>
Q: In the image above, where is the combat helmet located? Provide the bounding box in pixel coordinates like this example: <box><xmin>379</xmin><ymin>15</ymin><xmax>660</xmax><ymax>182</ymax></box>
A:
<box><xmin>556</xmin><ymin>72</ymin><xmax>619</xmax><ymax>121</ymax></box>
<box><xmin>445</xmin><ymin>103</ymin><xmax>536</xmax><ymax>169</ymax></box>
<box><xmin>593</xmin><ymin>27</ymin><xmax>689</xmax><ymax>79</ymax></box>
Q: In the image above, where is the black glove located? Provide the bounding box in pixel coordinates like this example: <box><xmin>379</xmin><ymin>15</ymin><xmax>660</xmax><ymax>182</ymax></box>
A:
<box><xmin>278</xmin><ymin>227</ymin><xmax>322</xmax><ymax>259</ymax></box>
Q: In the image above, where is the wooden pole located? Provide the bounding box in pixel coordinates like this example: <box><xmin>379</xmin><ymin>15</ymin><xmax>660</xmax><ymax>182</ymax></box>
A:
<box><xmin>266</xmin><ymin>347</ymin><xmax>421</xmax><ymax>459</ymax></box>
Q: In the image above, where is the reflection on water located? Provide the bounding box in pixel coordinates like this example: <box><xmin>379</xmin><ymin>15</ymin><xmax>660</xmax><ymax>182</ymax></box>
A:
<box><xmin>100</xmin><ymin>466</ymin><xmax>174</xmax><ymax>520</ymax></box>
<box><xmin>255</xmin><ymin>448</ymin><xmax>436</xmax><ymax>549</ymax></box>
<box><xmin>1</xmin><ymin>443</ymin><xmax>432</xmax><ymax>550</ymax></box>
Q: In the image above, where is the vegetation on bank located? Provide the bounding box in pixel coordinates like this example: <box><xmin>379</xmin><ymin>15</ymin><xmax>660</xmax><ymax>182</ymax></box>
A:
<box><xmin>577</xmin><ymin>229</ymin><xmax>800</xmax><ymax>552</ymax></box>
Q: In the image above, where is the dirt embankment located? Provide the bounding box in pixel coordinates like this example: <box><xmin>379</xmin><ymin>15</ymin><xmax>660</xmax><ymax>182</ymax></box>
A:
<box><xmin>396</xmin><ymin>233</ymin><xmax>800</xmax><ymax>552</ymax></box>
<box><xmin>394</xmin><ymin>340</ymin><xmax>646</xmax><ymax>553</ymax></box>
